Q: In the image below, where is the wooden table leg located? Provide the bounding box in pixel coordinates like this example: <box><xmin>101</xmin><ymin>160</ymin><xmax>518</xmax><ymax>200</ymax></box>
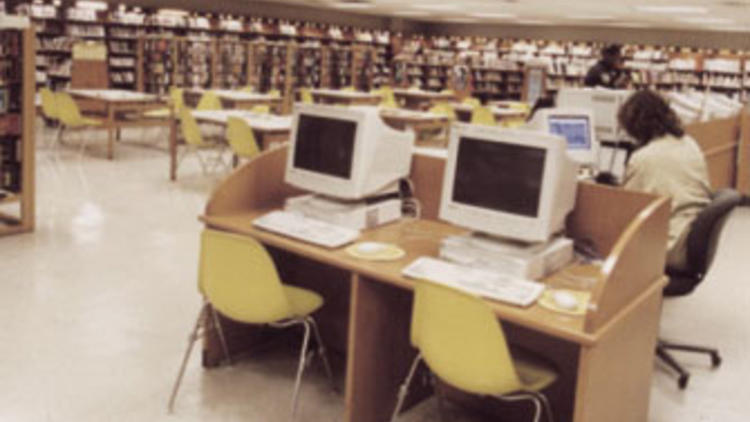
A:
<box><xmin>106</xmin><ymin>104</ymin><xmax>115</xmax><ymax>160</ymax></box>
<box><xmin>344</xmin><ymin>275</ymin><xmax>431</xmax><ymax>422</ymax></box>
<box><xmin>169</xmin><ymin>114</ymin><xmax>177</xmax><ymax>181</ymax></box>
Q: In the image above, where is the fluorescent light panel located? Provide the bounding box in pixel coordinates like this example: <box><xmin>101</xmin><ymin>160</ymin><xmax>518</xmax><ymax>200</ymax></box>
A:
<box><xmin>470</xmin><ymin>12</ymin><xmax>516</xmax><ymax>19</ymax></box>
<box><xmin>75</xmin><ymin>0</ymin><xmax>108</xmax><ymax>10</ymax></box>
<box><xmin>635</xmin><ymin>5</ymin><xmax>708</xmax><ymax>14</ymax></box>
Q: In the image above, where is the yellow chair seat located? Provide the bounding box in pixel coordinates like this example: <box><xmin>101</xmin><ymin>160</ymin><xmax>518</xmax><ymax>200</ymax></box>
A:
<box><xmin>283</xmin><ymin>285</ymin><xmax>324</xmax><ymax>317</ymax></box>
<box><xmin>143</xmin><ymin>108</ymin><xmax>171</xmax><ymax>118</ymax></box>
<box><xmin>512</xmin><ymin>349</ymin><xmax>558</xmax><ymax>392</ymax></box>
<box><xmin>71</xmin><ymin>117</ymin><xmax>103</xmax><ymax>127</ymax></box>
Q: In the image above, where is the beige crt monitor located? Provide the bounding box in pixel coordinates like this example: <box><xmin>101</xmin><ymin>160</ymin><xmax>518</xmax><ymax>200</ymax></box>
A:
<box><xmin>439</xmin><ymin>124</ymin><xmax>579</xmax><ymax>243</ymax></box>
<box><xmin>285</xmin><ymin>104</ymin><xmax>414</xmax><ymax>200</ymax></box>
<box><xmin>556</xmin><ymin>87</ymin><xmax>632</xmax><ymax>143</ymax></box>
<box><xmin>526</xmin><ymin>107</ymin><xmax>599</xmax><ymax>166</ymax></box>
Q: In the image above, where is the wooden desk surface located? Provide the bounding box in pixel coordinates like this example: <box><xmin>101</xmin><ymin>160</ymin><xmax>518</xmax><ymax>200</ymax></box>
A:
<box><xmin>451</xmin><ymin>102</ymin><xmax>527</xmax><ymax>117</ymax></box>
<box><xmin>392</xmin><ymin>89</ymin><xmax>454</xmax><ymax>100</ymax></box>
<box><xmin>310</xmin><ymin>89</ymin><xmax>381</xmax><ymax>100</ymax></box>
<box><xmin>68</xmin><ymin>89</ymin><xmax>158</xmax><ymax>103</ymax></box>
<box><xmin>185</xmin><ymin>89</ymin><xmax>281</xmax><ymax>102</ymax></box>
<box><xmin>202</xmin><ymin>210</ymin><xmax>614</xmax><ymax>346</ymax></box>
<box><xmin>379</xmin><ymin>109</ymin><xmax>449</xmax><ymax>124</ymax></box>
<box><xmin>192</xmin><ymin>110</ymin><xmax>292</xmax><ymax>133</ymax></box>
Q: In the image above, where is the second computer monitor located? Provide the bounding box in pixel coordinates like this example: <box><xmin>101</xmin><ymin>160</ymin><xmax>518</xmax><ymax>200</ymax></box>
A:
<box><xmin>556</xmin><ymin>87</ymin><xmax>631</xmax><ymax>143</ymax></box>
<box><xmin>440</xmin><ymin>124</ymin><xmax>579</xmax><ymax>243</ymax></box>
<box><xmin>528</xmin><ymin>107</ymin><xmax>598</xmax><ymax>166</ymax></box>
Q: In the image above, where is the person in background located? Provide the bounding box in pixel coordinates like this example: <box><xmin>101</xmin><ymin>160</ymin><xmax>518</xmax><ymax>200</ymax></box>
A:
<box><xmin>618</xmin><ymin>89</ymin><xmax>711</xmax><ymax>272</ymax></box>
<box><xmin>584</xmin><ymin>44</ymin><xmax>630</xmax><ymax>89</ymax></box>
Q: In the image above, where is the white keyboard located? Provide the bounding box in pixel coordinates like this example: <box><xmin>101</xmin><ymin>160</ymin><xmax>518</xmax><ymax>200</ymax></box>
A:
<box><xmin>253</xmin><ymin>210</ymin><xmax>360</xmax><ymax>248</ymax></box>
<box><xmin>401</xmin><ymin>256</ymin><xmax>545</xmax><ymax>307</ymax></box>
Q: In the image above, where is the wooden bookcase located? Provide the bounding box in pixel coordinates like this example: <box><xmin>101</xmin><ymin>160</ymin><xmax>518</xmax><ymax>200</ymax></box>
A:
<box><xmin>0</xmin><ymin>18</ymin><xmax>35</xmax><ymax>236</ymax></box>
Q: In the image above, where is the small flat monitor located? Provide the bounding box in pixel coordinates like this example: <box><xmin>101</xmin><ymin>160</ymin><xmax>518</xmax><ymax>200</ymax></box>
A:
<box><xmin>285</xmin><ymin>104</ymin><xmax>415</xmax><ymax>200</ymax></box>
<box><xmin>440</xmin><ymin>124</ymin><xmax>579</xmax><ymax>243</ymax></box>
<box><xmin>556</xmin><ymin>88</ymin><xmax>632</xmax><ymax>143</ymax></box>
<box><xmin>526</xmin><ymin>107</ymin><xmax>598</xmax><ymax>166</ymax></box>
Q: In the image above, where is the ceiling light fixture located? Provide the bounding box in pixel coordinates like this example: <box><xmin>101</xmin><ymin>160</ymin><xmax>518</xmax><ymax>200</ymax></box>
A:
<box><xmin>469</xmin><ymin>12</ymin><xmax>517</xmax><ymax>19</ymax></box>
<box><xmin>566</xmin><ymin>14</ymin><xmax>615</xmax><ymax>20</ymax></box>
<box><xmin>413</xmin><ymin>4</ymin><xmax>459</xmax><ymax>12</ymax></box>
<box><xmin>333</xmin><ymin>2</ymin><xmax>375</xmax><ymax>9</ymax></box>
<box><xmin>679</xmin><ymin>16</ymin><xmax>733</xmax><ymax>24</ymax></box>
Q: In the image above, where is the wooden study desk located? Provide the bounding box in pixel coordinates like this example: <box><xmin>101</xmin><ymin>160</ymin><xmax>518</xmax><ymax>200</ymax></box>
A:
<box><xmin>379</xmin><ymin>109</ymin><xmax>451</xmax><ymax>145</ymax></box>
<box><xmin>199</xmin><ymin>145</ymin><xmax>670</xmax><ymax>422</ymax></box>
<box><xmin>183</xmin><ymin>89</ymin><xmax>283</xmax><ymax>112</ymax></box>
<box><xmin>168</xmin><ymin>110</ymin><xmax>292</xmax><ymax>180</ymax></box>
<box><xmin>68</xmin><ymin>89</ymin><xmax>171</xmax><ymax>160</ymax></box>
<box><xmin>392</xmin><ymin>88</ymin><xmax>456</xmax><ymax>110</ymax></box>
<box><xmin>452</xmin><ymin>102</ymin><xmax>528</xmax><ymax>124</ymax></box>
<box><xmin>309</xmin><ymin>89</ymin><xmax>382</xmax><ymax>106</ymax></box>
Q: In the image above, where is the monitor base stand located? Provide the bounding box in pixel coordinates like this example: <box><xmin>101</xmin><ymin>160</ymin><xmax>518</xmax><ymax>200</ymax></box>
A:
<box><xmin>439</xmin><ymin>232</ymin><xmax>574</xmax><ymax>280</ymax></box>
<box><xmin>284</xmin><ymin>184</ymin><xmax>403</xmax><ymax>231</ymax></box>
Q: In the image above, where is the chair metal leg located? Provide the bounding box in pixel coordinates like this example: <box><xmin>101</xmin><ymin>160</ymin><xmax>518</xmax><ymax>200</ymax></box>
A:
<box><xmin>209</xmin><ymin>306</ymin><xmax>232</xmax><ymax>365</ymax></box>
<box><xmin>530</xmin><ymin>391</ymin><xmax>554</xmax><ymax>422</ymax></box>
<box><xmin>430</xmin><ymin>372</ymin><xmax>448</xmax><ymax>422</ymax></box>
<box><xmin>659</xmin><ymin>341</ymin><xmax>722</xmax><ymax>367</ymax></box>
<box><xmin>389</xmin><ymin>354</ymin><xmax>423</xmax><ymax>422</ymax></box>
<box><xmin>290</xmin><ymin>319</ymin><xmax>312</xmax><ymax>422</ymax></box>
<box><xmin>496</xmin><ymin>393</ymin><xmax>542</xmax><ymax>422</ymax></box>
<box><xmin>307</xmin><ymin>316</ymin><xmax>336</xmax><ymax>392</ymax></box>
<box><xmin>656</xmin><ymin>345</ymin><xmax>690</xmax><ymax>389</ymax></box>
<box><xmin>167</xmin><ymin>303</ymin><xmax>208</xmax><ymax>413</ymax></box>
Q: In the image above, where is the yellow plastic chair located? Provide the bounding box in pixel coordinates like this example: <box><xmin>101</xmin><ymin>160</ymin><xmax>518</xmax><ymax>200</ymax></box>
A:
<box><xmin>178</xmin><ymin>107</ymin><xmax>228</xmax><ymax>174</ymax></box>
<box><xmin>471</xmin><ymin>106</ymin><xmax>497</xmax><ymax>126</ymax></box>
<box><xmin>299</xmin><ymin>88</ymin><xmax>314</xmax><ymax>104</ymax></box>
<box><xmin>376</xmin><ymin>86</ymin><xmax>398</xmax><ymax>109</ymax></box>
<box><xmin>144</xmin><ymin>87</ymin><xmax>184</xmax><ymax>119</ymax></box>
<box><xmin>342</xmin><ymin>86</ymin><xmax>356</xmax><ymax>92</ymax></box>
<box><xmin>40</xmin><ymin>87</ymin><xmax>58</xmax><ymax>121</ymax></box>
<box><xmin>196</xmin><ymin>91</ymin><xmax>223</xmax><ymax>111</ymax></box>
<box><xmin>240</xmin><ymin>85</ymin><xmax>254</xmax><ymax>92</ymax></box>
<box><xmin>226</xmin><ymin>117</ymin><xmax>260</xmax><ymax>167</ymax></box>
<box><xmin>429</xmin><ymin>102</ymin><xmax>457</xmax><ymax>121</ymax></box>
<box><xmin>390</xmin><ymin>281</ymin><xmax>557</xmax><ymax>422</ymax></box>
<box><xmin>463</xmin><ymin>97</ymin><xmax>482</xmax><ymax>108</ymax></box>
<box><xmin>250</xmin><ymin>105</ymin><xmax>271</xmax><ymax>114</ymax></box>
<box><xmin>54</xmin><ymin>91</ymin><xmax>104</xmax><ymax>153</ymax></box>
<box><xmin>168</xmin><ymin>229</ymin><xmax>335</xmax><ymax>420</ymax></box>
<box><xmin>268</xmin><ymin>89</ymin><xmax>281</xmax><ymax>98</ymax></box>
<box><xmin>441</xmin><ymin>88</ymin><xmax>455</xmax><ymax>96</ymax></box>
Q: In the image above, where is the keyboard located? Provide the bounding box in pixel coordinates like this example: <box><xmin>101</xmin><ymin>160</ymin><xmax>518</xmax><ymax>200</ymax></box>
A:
<box><xmin>253</xmin><ymin>210</ymin><xmax>360</xmax><ymax>248</ymax></box>
<box><xmin>401</xmin><ymin>256</ymin><xmax>546</xmax><ymax>307</ymax></box>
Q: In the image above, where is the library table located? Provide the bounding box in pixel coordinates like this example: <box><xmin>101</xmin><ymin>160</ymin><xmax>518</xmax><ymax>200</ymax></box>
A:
<box><xmin>379</xmin><ymin>109</ymin><xmax>451</xmax><ymax>146</ymax></box>
<box><xmin>309</xmin><ymin>89</ymin><xmax>382</xmax><ymax>106</ymax></box>
<box><xmin>68</xmin><ymin>89</ymin><xmax>170</xmax><ymax>160</ymax></box>
<box><xmin>168</xmin><ymin>110</ymin><xmax>292</xmax><ymax>181</ymax></box>
<box><xmin>183</xmin><ymin>89</ymin><xmax>283</xmax><ymax>112</ymax></box>
<box><xmin>452</xmin><ymin>102</ymin><xmax>528</xmax><ymax>125</ymax></box>
<box><xmin>199</xmin><ymin>145</ymin><xmax>671</xmax><ymax>422</ymax></box>
<box><xmin>392</xmin><ymin>88</ymin><xmax>456</xmax><ymax>110</ymax></box>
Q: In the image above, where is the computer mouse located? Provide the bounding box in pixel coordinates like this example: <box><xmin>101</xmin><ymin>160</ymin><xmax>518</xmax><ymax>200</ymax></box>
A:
<box><xmin>552</xmin><ymin>291</ymin><xmax>579</xmax><ymax>311</ymax></box>
<box><xmin>355</xmin><ymin>242</ymin><xmax>387</xmax><ymax>255</ymax></box>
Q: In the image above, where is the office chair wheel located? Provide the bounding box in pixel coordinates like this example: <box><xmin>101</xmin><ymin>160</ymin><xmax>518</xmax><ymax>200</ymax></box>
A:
<box><xmin>711</xmin><ymin>352</ymin><xmax>722</xmax><ymax>368</ymax></box>
<box><xmin>678</xmin><ymin>374</ymin><xmax>689</xmax><ymax>390</ymax></box>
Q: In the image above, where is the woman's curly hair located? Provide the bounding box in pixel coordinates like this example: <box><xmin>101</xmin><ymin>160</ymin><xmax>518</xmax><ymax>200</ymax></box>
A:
<box><xmin>618</xmin><ymin>89</ymin><xmax>684</xmax><ymax>145</ymax></box>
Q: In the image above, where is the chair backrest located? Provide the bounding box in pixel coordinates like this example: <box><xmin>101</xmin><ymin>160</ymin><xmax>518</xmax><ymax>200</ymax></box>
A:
<box><xmin>471</xmin><ymin>106</ymin><xmax>496</xmax><ymax>126</ymax></box>
<box><xmin>197</xmin><ymin>91</ymin><xmax>222</xmax><ymax>111</ymax></box>
<box><xmin>251</xmin><ymin>105</ymin><xmax>270</xmax><ymax>114</ymax></box>
<box><xmin>463</xmin><ymin>97</ymin><xmax>481</xmax><ymax>107</ymax></box>
<box><xmin>169</xmin><ymin>87</ymin><xmax>184</xmax><ymax>114</ymax></box>
<box><xmin>429</xmin><ymin>102</ymin><xmax>457</xmax><ymax>120</ymax></box>
<box><xmin>441</xmin><ymin>89</ymin><xmax>455</xmax><ymax>96</ymax></box>
<box><xmin>199</xmin><ymin>229</ymin><xmax>293</xmax><ymax>324</ymax></box>
<box><xmin>40</xmin><ymin>88</ymin><xmax>57</xmax><ymax>119</ymax></box>
<box><xmin>241</xmin><ymin>85</ymin><xmax>254</xmax><ymax>92</ymax></box>
<box><xmin>411</xmin><ymin>281</ymin><xmax>523</xmax><ymax>396</ymax></box>
<box><xmin>268</xmin><ymin>89</ymin><xmax>281</xmax><ymax>98</ymax></box>
<box><xmin>299</xmin><ymin>88</ymin><xmax>314</xmax><ymax>104</ymax></box>
<box><xmin>55</xmin><ymin>92</ymin><xmax>84</xmax><ymax>126</ymax></box>
<box><xmin>179</xmin><ymin>108</ymin><xmax>204</xmax><ymax>146</ymax></box>
<box><xmin>226</xmin><ymin>117</ymin><xmax>260</xmax><ymax>159</ymax></box>
<box><xmin>342</xmin><ymin>86</ymin><xmax>356</xmax><ymax>92</ymax></box>
<box><xmin>685</xmin><ymin>189</ymin><xmax>743</xmax><ymax>279</ymax></box>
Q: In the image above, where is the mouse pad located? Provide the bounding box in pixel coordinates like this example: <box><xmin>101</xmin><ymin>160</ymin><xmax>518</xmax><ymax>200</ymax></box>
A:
<box><xmin>345</xmin><ymin>242</ymin><xmax>406</xmax><ymax>261</ymax></box>
<box><xmin>538</xmin><ymin>289</ymin><xmax>591</xmax><ymax>316</ymax></box>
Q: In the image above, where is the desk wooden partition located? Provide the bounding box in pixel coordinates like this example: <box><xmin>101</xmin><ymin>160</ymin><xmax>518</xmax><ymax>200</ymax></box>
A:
<box><xmin>199</xmin><ymin>146</ymin><xmax>670</xmax><ymax>422</ymax></box>
<box><xmin>686</xmin><ymin>108</ymin><xmax>750</xmax><ymax>194</ymax></box>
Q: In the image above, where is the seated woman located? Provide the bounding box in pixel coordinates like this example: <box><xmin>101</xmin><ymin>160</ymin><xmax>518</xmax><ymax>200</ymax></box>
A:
<box><xmin>618</xmin><ymin>90</ymin><xmax>712</xmax><ymax>272</ymax></box>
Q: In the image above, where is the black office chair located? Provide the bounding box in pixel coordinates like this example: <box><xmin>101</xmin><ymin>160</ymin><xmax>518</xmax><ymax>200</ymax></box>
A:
<box><xmin>657</xmin><ymin>189</ymin><xmax>745</xmax><ymax>389</ymax></box>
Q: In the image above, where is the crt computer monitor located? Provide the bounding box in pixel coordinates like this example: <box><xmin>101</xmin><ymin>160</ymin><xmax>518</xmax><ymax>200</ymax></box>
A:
<box><xmin>526</xmin><ymin>107</ymin><xmax>598</xmax><ymax>166</ymax></box>
<box><xmin>285</xmin><ymin>104</ymin><xmax>415</xmax><ymax>200</ymax></box>
<box><xmin>556</xmin><ymin>87</ymin><xmax>632</xmax><ymax>143</ymax></box>
<box><xmin>439</xmin><ymin>124</ymin><xmax>579</xmax><ymax>243</ymax></box>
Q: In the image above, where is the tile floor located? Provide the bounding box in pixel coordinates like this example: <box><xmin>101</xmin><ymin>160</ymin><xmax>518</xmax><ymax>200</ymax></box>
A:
<box><xmin>0</xmin><ymin>124</ymin><xmax>748</xmax><ymax>421</ymax></box>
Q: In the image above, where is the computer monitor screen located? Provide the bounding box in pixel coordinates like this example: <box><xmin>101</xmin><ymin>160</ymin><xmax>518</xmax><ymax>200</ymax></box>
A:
<box><xmin>292</xmin><ymin>114</ymin><xmax>356</xmax><ymax>179</ymax></box>
<box><xmin>548</xmin><ymin>116</ymin><xmax>591</xmax><ymax>150</ymax></box>
<box><xmin>452</xmin><ymin>137</ymin><xmax>546</xmax><ymax>218</ymax></box>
